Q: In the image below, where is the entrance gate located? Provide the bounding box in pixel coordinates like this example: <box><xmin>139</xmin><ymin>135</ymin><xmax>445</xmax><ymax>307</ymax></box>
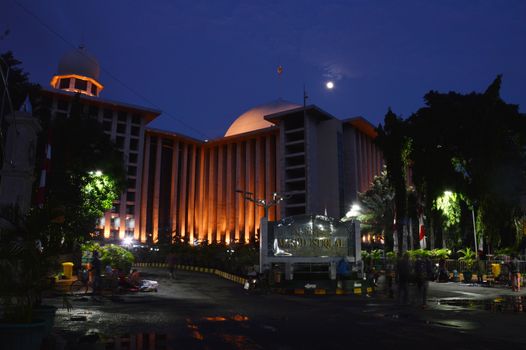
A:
<box><xmin>259</xmin><ymin>214</ymin><xmax>362</xmax><ymax>280</ymax></box>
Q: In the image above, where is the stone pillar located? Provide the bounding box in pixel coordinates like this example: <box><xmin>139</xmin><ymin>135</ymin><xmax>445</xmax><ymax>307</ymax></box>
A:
<box><xmin>0</xmin><ymin>111</ymin><xmax>41</xmax><ymax>212</ymax></box>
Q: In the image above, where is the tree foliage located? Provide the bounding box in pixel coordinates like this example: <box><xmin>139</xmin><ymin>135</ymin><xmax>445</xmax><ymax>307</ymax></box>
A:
<box><xmin>43</xmin><ymin>94</ymin><xmax>126</xmax><ymax>246</ymax></box>
<box><xmin>378</xmin><ymin>76</ymin><xmax>526</xmax><ymax>250</ymax></box>
<box><xmin>358</xmin><ymin>168</ymin><xmax>395</xmax><ymax>248</ymax></box>
<box><xmin>376</xmin><ymin>109</ymin><xmax>412</xmax><ymax>254</ymax></box>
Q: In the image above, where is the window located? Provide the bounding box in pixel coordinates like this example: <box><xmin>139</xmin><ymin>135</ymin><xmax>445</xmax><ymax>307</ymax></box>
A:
<box><xmin>59</xmin><ymin>78</ymin><xmax>70</xmax><ymax>89</ymax></box>
<box><xmin>127</xmin><ymin>166</ymin><xmax>137</xmax><ymax>176</ymax></box>
<box><xmin>116</xmin><ymin>136</ymin><xmax>125</xmax><ymax>149</ymax></box>
<box><xmin>127</xmin><ymin>192</ymin><xmax>135</xmax><ymax>202</ymax></box>
<box><xmin>118</xmin><ymin>111</ymin><xmax>127</xmax><ymax>123</ymax></box>
<box><xmin>74</xmin><ymin>79</ymin><xmax>88</xmax><ymax>91</ymax></box>
<box><xmin>103</xmin><ymin>120</ymin><xmax>112</xmax><ymax>131</ymax></box>
<box><xmin>91</xmin><ymin>85</ymin><xmax>97</xmax><ymax>95</ymax></box>
<box><xmin>116</xmin><ymin>123</ymin><xmax>126</xmax><ymax>134</ymax></box>
<box><xmin>127</xmin><ymin>178</ymin><xmax>136</xmax><ymax>189</ymax></box>
<box><xmin>89</xmin><ymin>105</ymin><xmax>99</xmax><ymax>116</ymax></box>
<box><xmin>126</xmin><ymin>205</ymin><xmax>135</xmax><ymax>215</ymax></box>
<box><xmin>55</xmin><ymin>112</ymin><xmax>67</xmax><ymax>119</ymax></box>
<box><xmin>130</xmin><ymin>139</ymin><xmax>139</xmax><ymax>151</ymax></box>
<box><xmin>131</xmin><ymin>114</ymin><xmax>141</xmax><ymax>125</ymax></box>
<box><xmin>103</xmin><ymin>108</ymin><xmax>113</xmax><ymax>119</ymax></box>
<box><xmin>128</xmin><ymin>153</ymin><xmax>138</xmax><ymax>164</ymax></box>
<box><xmin>131</xmin><ymin>125</ymin><xmax>140</xmax><ymax>136</ymax></box>
<box><xmin>57</xmin><ymin>99</ymin><xmax>69</xmax><ymax>111</ymax></box>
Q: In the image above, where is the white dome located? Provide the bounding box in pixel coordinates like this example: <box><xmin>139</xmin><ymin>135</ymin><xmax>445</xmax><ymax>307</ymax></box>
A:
<box><xmin>58</xmin><ymin>46</ymin><xmax>100</xmax><ymax>81</ymax></box>
<box><xmin>225</xmin><ymin>99</ymin><xmax>300</xmax><ymax>137</ymax></box>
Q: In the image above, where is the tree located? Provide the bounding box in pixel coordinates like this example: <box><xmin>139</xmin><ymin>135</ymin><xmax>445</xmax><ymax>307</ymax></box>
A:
<box><xmin>358</xmin><ymin>168</ymin><xmax>395</xmax><ymax>250</ymax></box>
<box><xmin>0</xmin><ymin>51</ymin><xmax>39</xmax><ymax>114</ymax></box>
<box><xmin>42</xmin><ymin>93</ymin><xmax>126</xmax><ymax>247</ymax></box>
<box><xmin>376</xmin><ymin>109</ymin><xmax>411</xmax><ymax>254</ymax></box>
<box><xmin>408</xmin><ymin>76</ymin><xmax>526</xmax><ymax>250</ymax></box>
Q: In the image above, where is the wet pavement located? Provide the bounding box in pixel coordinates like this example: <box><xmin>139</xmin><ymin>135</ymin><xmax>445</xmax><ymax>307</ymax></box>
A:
<box><xmin>43</xmin><ymin>269</ymin><xmax>526</xmax><ymax>349</ymax></box>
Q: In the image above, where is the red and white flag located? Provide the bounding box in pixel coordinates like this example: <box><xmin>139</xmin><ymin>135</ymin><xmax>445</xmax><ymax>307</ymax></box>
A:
<box><xmin>35</xmin><ymin>130</ymin><xmax>51</xmax><ymax>208</ymax></box>
<box><xmin>418</xmin><ymin>208</ymin><xmax>426</xmax><ymax>249</ymax></box>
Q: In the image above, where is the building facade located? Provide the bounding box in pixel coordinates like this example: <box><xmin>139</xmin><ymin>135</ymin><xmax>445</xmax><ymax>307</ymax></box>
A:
<box><xmin>42</xmin><ymin>48</ymin><xmax>383</xmax><ymax>245</ymax></box>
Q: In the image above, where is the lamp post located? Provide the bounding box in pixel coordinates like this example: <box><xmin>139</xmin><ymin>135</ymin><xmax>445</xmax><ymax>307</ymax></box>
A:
<box><xmin>341</xmin><ymin>203</ymin><xmax>363</xmax><ymax>275</ymax></box>
<box><xmin>236</xmin><ymin>190</ymin><xmax>285</xmax><ymax>219</ymax></box>
<box><xmin>236</xmin><ymin>190</ymin><xmax>286</xmax><ymax>273</ymax></box>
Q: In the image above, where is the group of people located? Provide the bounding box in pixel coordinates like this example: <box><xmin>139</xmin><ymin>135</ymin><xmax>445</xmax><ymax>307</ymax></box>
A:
<box><xmin>390</xmin><ymin>253</ymin><xmax>435</xmax><ymax>307</ymax></box>
<box><xmin>87</xmin><ymin>250</ymin><xmax>150</xmax><ymax>294</ymax></box>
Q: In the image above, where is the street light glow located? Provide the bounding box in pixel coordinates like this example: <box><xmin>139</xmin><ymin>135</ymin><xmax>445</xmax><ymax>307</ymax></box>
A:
<box><xmin>326</xmin><ymin>81</ymin><xmax>334</xmax><ymax>89</ymax></box>
<box><xmin>122</xmin><ymin>236</ymin><xmax>133</xmax><ymax>246</ymax></box>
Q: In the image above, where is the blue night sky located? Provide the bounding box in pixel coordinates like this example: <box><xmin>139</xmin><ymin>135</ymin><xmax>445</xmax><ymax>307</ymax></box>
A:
<box><xmin>2</xmin><ymin>0</ymin><xmax>525</xmax><ymax>139</ymax></box>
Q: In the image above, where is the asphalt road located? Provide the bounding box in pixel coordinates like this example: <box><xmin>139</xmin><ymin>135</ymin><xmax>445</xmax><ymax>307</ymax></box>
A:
<box><xmin>46</xmin><ymin>268</ymin><xmax>526</xmax><ymax>350</ymax></box>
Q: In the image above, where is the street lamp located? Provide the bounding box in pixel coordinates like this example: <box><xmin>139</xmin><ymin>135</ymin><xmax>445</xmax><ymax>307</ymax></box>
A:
<box><xmin>236</xmin><ymin>190</ymin><xmax>286</xmax><ymax>218</ymax></box>
<box><xmin>342</xmin><ymin>203</ymin><xmax>361</xmax><ymax>222</ymax></box>
<box><xmin>237</xmin><ymin>190</ymin><xmax>288</xmax><ymax>273</ymax></box>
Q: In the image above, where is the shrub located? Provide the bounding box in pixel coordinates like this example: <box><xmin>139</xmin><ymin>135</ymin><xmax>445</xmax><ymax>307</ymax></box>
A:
<box><xmin>81</xmin><ymin>242</ymin><xmax>134</xmax><ymax>273</ymax></box>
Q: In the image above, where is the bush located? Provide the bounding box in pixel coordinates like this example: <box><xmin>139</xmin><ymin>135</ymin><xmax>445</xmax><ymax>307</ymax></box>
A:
<box><xmin>81</xmin><ymin>242</ymin><xmax>134</xmax><ymax>273</ymax></box>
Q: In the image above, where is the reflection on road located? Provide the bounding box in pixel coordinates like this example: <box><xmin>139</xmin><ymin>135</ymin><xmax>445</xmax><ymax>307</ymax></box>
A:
<box><xmin>102</xmin><ymin>314</ymin><xmax>256</xmax><ymax>349</ymax></box>
<box><xmin>436</xmin><ymin>296</ymin><xmax>525</xmax><ymax>312</ymax></box>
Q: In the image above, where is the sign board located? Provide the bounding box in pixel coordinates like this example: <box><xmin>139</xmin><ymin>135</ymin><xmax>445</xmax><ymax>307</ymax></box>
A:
<box><xmin>268</xmin><ymin>214</ymin><xmax>351</xmax><ymax>258</ymax></box>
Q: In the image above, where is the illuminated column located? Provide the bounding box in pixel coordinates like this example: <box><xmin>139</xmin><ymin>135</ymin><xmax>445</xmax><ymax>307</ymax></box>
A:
<box><xmin>245</xmin><ymin>140</ymin><xmax>255</xmax><ymax>242</ymax></box>
<box><xmin>255</xmin><ymin>137</ymin><xmax>265</xmax><ymax>233</ymax></box>
<box><xmin>104</xmin><ymin>211</ymin><xmax>111</xmax><ymax>239</ymax></box>
<box><xmin>187</xmin><ymin>144</ymin><xmax>197</xmax><ymax>243</ymax></box>
<box><xmin>200</xmin><ymin>146</ymin><xmax>210</xmax><ymax>240</ymax></box>
<box><xmin>170</xmin><ymin>140</ymin><xmax>179</xmax><ymax>242</ymax></box>
<box><xmin>152</xmin><ymin>138</ymin><xmax>162</xmax><ymax>244</ymax></box>
<box><xmin>178</xmin><ymin>143</ymin><xmax>188</xmax><ymax>238</ymax></box>
<box><xmin>235</xmin><ymin>142</ymin><xmax>245</xmax><ymax>242</ymax></box>
<box><xmin>207</xmin><ymin>147</ymin><xmax>217</xmax><ymax>242</ymax></box>
<box><xmin>197</xmin><ymin>146</ymin><xmax>206</xmax><ymax>241</ymax></box>
<box><xmin>225</xmin><ymin>143</ymin><xmax>235</xmax><ymax>243</ymax></box>
<box><xmin>139</xmin><ymin>135</ymin><xmax>151</xmax><ymax>243</ymax></box>
<box><xmin>216</xmin><ymin>145</ymin><xmax>225</xmax><ymax>242</ymax></box>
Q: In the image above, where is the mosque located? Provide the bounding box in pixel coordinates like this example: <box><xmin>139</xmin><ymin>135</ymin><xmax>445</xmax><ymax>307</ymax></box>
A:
<box><xmin>39</xmin><ymin>47</ymin><xmax>384</xmax><ymax>245</ymax></box>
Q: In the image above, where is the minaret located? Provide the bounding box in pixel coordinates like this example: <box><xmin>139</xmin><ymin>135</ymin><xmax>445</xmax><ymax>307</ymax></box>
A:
<box><xmin>49</xmin><ymin>46</ymin><xmax>103</xmax><ymax>97</ymax></box>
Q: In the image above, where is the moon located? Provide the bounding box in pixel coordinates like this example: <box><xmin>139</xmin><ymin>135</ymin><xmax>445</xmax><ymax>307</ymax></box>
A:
<box><xmin>326</xmin><ymin>81</ymin><xmax>334</xmax><ymax>89</ymax></box>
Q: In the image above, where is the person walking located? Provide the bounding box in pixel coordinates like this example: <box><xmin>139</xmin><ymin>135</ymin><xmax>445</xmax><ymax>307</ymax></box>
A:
<box><xmin>396</xmin><ymin>252</ymin><xmax>411</xmax><ymax>305</ymax></box>
<box><xmin>476</xmin><ymin>250</ymin><xmax>486</xmax><ymax>284</ymax></box>
<box><xmin>415</xmin><ymin>256</ymin><xmax>433</xmax><ymax>307</ymax></box>
<box><xmin>510</xmin><ymin>254</ymin><xmax>520</xmax><ymax>292</ymax></box>
<box><xmin>167</xmin><ymin>252</ymin><xmax>177</xmax><ymax>279</ymax></box>
<box><xmin>90</xmin><ymin>250</ymin><xmax>102</xmax><ymax>295</ymax></box>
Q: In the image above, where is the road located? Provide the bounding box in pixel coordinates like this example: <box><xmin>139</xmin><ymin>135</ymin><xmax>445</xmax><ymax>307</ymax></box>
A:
<box><xmin>46</xmin><ymin>268</ymin><xmax>526</xmax><ymax>349</ymax></box>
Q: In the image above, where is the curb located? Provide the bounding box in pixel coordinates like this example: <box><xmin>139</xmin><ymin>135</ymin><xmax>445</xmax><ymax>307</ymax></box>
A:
<box><xmin>133</xmin><ymin>263</ymin><xmax>247</xmax><ymax>286</ymax></box>
<box><xmin>133</xmin><ymin>263</ymin><xmax>374</xmax><ymax>296</ymax></box>
<box><xmin>275</xmin><ymin>286</ymin><xmax>374</xmax><ymax>296</ymax></box>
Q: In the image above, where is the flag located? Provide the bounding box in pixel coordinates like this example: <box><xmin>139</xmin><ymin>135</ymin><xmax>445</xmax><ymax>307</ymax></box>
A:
<box><xmin>418</xmin><ymin>207</ymin><xmax>426</xmax><ymax>249</ymax></box>
<box><xmin>35</xmin><ymin>129</ymin><xmax>51</xmax><ymax>207</ymax></box>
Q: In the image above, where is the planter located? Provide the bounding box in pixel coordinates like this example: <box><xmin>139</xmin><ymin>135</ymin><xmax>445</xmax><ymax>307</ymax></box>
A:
<box><xmin>33</xmin><ymin>305</ymin><xmax>57</xmax><ymax>335</ymax></box>
<box><xmin>0</xmin><ymin>319</ymin><xmax>46</xmax><ymax>350</ymax></box>
<box><xmin>463</xmin><ymin>271</ymin><xmax>473</xmax><ymax>283</ymax></box>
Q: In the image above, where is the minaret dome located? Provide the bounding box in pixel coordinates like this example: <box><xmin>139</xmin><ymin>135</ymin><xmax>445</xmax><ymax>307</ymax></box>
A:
<box><xmin>50</xmin><ymin>46</ymin><xmax>104</xmax><ymax>97</ymax></box>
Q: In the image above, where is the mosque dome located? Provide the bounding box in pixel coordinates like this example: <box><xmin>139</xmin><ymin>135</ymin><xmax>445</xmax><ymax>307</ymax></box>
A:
<box><xmin>57</xmin><ymin>46</ymin><xmax>100</xmax><ymax>81</ymax></box>
<box><xmin>225</xmin><ymin>99</ymin><xmax>301</xmax><ymax>137</ymax></box>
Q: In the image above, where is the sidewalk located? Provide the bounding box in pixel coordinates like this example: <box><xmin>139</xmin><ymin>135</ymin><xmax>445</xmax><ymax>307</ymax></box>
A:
<box><xmin>370</xmin><ymin>281</ymin><xmax>526</xmax><ymax>344</ymax></box>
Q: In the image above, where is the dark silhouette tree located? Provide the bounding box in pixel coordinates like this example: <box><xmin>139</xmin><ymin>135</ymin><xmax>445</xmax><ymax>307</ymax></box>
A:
<box><xmin>376</xmin><ymin>109</ymin><xmax>411</xmax><ymax>254</ymax></box>
<box><xmin>408</xmin><ymin>76</ymin><xmax>526</xmax><ymax>250</ymax></box>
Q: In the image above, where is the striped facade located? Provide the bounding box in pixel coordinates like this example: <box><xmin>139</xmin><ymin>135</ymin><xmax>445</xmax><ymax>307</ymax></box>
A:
<box><xmin>139</xmin><ymin>129</ymin><xmax>280</xmax><ymax>244</ymax></box>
